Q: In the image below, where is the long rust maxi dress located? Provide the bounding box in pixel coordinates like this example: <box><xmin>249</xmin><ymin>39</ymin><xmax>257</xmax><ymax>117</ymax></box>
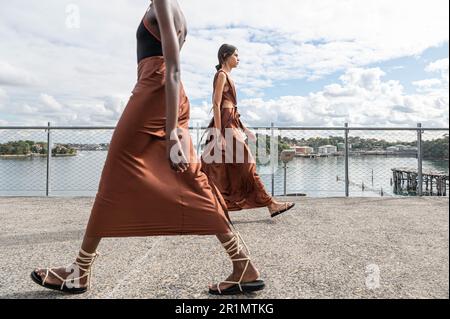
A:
<box><xmin>85</xmin><ymin>17</ymin><xmax>230</xmax><ymax>238</ymax></box>
<box><xmin>200</xmin><ymin>70</ymin><xmax>273</xmax><ymax>211</ymax></box>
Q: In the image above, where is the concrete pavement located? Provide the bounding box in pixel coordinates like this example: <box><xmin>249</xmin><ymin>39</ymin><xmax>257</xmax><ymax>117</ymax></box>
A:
<box><xmin>0</xmin><ymin>196</ymin><xmax>448</xmax><ymax>299</ymax></box>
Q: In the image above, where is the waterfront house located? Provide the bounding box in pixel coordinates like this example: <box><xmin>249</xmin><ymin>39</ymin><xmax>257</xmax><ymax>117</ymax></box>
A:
<box><xmin>318</xmin><ymin>145</ymin><xmax>337</xmax><ymax>154</ymax></box>
<box><xmin>294</xmin><ymin>146</ymin><xmax>314</xmax><ymax>155</ymax></box>
<box><xmin>393</xmin><ymin>144</ymin><xmax>408</xmax><ymax>151</ymax></box>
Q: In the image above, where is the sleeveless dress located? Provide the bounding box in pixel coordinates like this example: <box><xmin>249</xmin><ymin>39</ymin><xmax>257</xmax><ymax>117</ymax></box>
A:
<box><xmin>200</xmin><ymin>71</ymin><xmax>273</xmax><ymax>211</ymax></box>
<box><xmin>85</xmin><ymin>14</ymin><xmax>230</xmax><ymax>237</ymax></box>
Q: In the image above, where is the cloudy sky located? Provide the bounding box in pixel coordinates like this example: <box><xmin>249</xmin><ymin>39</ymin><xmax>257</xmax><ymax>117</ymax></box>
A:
<box><xmin>0</xmin><ymin>0</ymin><xmax>448</xmax><ymax>128</ymax></box>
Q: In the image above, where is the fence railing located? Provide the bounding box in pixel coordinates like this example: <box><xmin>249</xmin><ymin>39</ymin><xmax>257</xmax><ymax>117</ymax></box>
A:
<box><xmin>0</xmin><ymin>123</ymin><xmax>448</xmax><ymax>197</ymax></box>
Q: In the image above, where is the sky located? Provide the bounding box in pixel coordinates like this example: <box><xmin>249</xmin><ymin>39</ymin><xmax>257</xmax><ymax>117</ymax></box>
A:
<box><xmin>0</xmin><ymin>0</ymin><xmax>448</xmax><ymax>128</ymax></box>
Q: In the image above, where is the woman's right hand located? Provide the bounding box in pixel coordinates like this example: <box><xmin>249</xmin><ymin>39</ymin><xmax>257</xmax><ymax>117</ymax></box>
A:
<box><xmin>166</xmin><ymin>135</ymin><xmax>189</xmax><ymax>173</ymax></box>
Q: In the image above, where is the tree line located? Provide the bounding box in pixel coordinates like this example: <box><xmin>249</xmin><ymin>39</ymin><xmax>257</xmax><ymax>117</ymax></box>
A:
<box><xmin>0</xmin><ymin>140</ymin><xmax>76</xmax><ymax>156</ymax></box>
<box><xmin>259</xmin><ymin>133</ymin><xmax>449</xmax><ymax>159</ymax></box>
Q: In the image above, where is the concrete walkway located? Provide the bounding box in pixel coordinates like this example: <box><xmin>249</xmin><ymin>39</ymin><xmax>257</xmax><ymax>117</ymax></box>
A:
<box><xmin>0</xmin><ymin>196</ymin><xmax>448</xmax><ymax>299</ymax></box>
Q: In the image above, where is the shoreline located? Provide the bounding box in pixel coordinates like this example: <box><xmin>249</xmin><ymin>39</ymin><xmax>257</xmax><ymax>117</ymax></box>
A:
<box><xmin>1</xmin><ymin>151</ymin><xmax>447</xmax><ymax>161</ymax></box>
<box><xmin>0</xmin><ymin>153</ymin><xmax>76</xmax><ymax>159</ymax></box>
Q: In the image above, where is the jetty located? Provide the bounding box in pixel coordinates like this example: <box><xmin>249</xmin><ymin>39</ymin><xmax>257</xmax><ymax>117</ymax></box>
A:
<box><xmin>392</xmin><ymin>167</ymin><xmax>449</xmax><ymax>196</ymax></box>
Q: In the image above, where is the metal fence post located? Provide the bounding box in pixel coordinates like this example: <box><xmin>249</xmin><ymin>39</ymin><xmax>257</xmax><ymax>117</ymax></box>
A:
<box><xmin>417</xmin><ymin>123</ymin><xmax>423</xmax><ymax>196</ymax></box>
<box><xmin>270</xmin><ymin>122</ymin><xmax>275</xmax><ymax>197</ymax></box>
<box><xmin>283</xmin><ymin>162</ymin><xmax>287</xmax><ymax>197</ymax></box>
<box><xmin>46</xmin><ymin>122</ymin><xmax>51</xmax><ymax>197</ymax></box>
<box><xmin>345</xmin><ymin>123</ymin><xmax>349</xmax><ymax>197</ymax></box>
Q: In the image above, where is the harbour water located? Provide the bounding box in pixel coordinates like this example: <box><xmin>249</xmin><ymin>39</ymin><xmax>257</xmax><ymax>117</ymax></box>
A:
<box><xmin>1</xmin><ymin>151</ymin><xmax>447</xmax><ymax>197</ymax></box>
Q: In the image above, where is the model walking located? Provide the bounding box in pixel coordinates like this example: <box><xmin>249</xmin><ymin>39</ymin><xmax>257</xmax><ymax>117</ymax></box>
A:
<box><xmin>31</xmin><ymin>1</ymin><xmax>264</xmax><ymax>296</ymax></box>
<box><xmin>201</xmin><ymin>44</ymin><xmax>295</xmax><ymax>217</ymax></box>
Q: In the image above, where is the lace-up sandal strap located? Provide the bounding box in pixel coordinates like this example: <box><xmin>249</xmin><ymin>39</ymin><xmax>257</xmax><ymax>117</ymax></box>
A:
<box><xmin>42</xmin><ymin>267</ymin><xmax>89</xmax><ymax>291</ymax></box>
<box><xmin>75</xmin><ymin>249</ymin><xmax>99</xmax><ymax>289</ymax></box>
<box><xmin>221</xmin><ymin>235</ymin><xmax>241</xmax><ymax>258</ymax></box>
<box><xmin>217</xmin><ymin>280</ymin><xmax>244</xmax><ymax>294</ymax></box>
<box><xmin>75</xmin><ymin>249</ymin><xmax>99</xmax><ymax>271</ymax></box>
<box><xmin>235</xmin><ymin>232</ymin><xmax>250</xmax><ymax>255</ymax></box>
<box><xmin>78</xmin><ymin>248</ymin><xmax>99</xmax><ymax>259</ymax></box>
<box><xmin>216</xmin><ymin>258</ymin><xmax>251</xmax><ymax>294</ymax></box>
<box><xmin>237</xmin><ymin>259</ymin><xmax>250</xmax><ymax>284</ymax></box>
<box><xmin>230</xmin><ymin>257</ymin><xmax>250</xmax><ymax>262</ymax></box>
<box><xmin>221</xmin><ymin>232</ymin><xmax>250</xmax><ymax>258</ymax></box>
<box><xmin>216</xmin><ymin>259</ymin><xmax>250</xmax><ymax>294</ymax></box>
<box><xmin>217</xmin><ymin>258</ymin><xmax>250</xmax><ymax>293</ymax></box>
<box><xmin>43</xmin><ymin>269</ymin><xmax>66</xmax><ymax>290</ymax></box>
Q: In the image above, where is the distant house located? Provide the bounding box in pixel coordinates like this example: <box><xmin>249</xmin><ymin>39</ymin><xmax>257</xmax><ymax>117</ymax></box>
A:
<box><xmin>295</xmin><ymin>146</ymin><xmax>314</xmax><ymax>155</ymax></box>
<box><xmin>318</xmin><ymin>145</ymin><xmax>337</xmax><ymax>154</ymax></box>
<box><xmin>386</xmin><ymin>146</ymin><xmax>399</xmax><ymax>152</ymax></box>
<box><xmin>393</xmin><ymin>144</ymin><xmax>407</xmax><ymax>151</ymax></box>
<box><xmin>337</xmin><ymin>142</ymin><xmax>352</xmax><ymax>150</ymax></box>
<box><xmin>403</xmin><ymin>146</ymin><xmax>418</xmax><ymax>152</ymax></box>
<box><xmin>390</xmin><ymin>145</ymin><xmax>417</xmax><ymax>152</ymax></box>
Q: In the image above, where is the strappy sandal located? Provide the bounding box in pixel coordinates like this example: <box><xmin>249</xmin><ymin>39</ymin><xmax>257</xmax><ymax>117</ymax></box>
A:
<box><xmin>30</xmin><ymin>249</ymin><xmax>99</xmax><ymax>294</ymax></box>
<box><xmin>270</xmin><ymin>202</ymin><xmax>295</xmax><ymax>218</ymax></box>
<box><xmin>209</xmin><ymin>232</ymin><xmax>265</xmax><ymax>295</ymax></box>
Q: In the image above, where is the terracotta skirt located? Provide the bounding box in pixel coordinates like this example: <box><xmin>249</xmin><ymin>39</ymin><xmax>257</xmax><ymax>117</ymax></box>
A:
<box><xmin>85</xmin><ymin>56</ymin><xmax>230</xmax><ymax>237</ymax></box>
<box><xmin>201</xmin><ymin>107</ymin><xmax>273</xmax><ymax>211</ymax></box>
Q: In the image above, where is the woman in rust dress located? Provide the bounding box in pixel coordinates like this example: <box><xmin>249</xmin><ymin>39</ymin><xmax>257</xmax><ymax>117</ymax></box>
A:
<box><xmin>31</xmin><ymin>0</ymin><xmax>264</xmax><ymax>296</ymax></box>
<box><xmin>201</xmin><ymin>44</ymin><xmax>295</xmax><ymax>217</ymax></box>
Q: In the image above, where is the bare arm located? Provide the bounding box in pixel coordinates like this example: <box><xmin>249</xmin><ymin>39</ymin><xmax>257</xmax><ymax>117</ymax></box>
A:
<box><xmin>212</xmin><ymin>72</ymin><xmax>226</xmax><ymax>132</ymax></box>
<box><xmin>153</xmin><ymin>0</ymin><xmax>188</xmax><ymax>172</ymax></box>
<box><xmin>154</xmin><ymin>0</ymin><xmax>180</xmax><ymax>138</ymax></box>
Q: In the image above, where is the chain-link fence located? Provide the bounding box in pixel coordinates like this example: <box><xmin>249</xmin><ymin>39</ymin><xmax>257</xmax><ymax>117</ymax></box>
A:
<box><xmin>0</xmin><ymin>124</ymin><xmax>114</xmax><ymax>196</ymax></box>
<box><xmin>1</xmin><ymin>123</ymin><xmax>448</xmax><ymax>197</ymax></box>
<box><xmin>346</xmin><ymin>128</ymin><xmax>420</xmax><ymax>197</ymax></box>
<box><xmin>274</xmin><ymin>127</ymin><xmax>347</xmax><ymax>197</ymax></box>
<box><xmin>265</xmin><ymin>125</ymin><xmax>448</xmax><ymax>197</ymax></box>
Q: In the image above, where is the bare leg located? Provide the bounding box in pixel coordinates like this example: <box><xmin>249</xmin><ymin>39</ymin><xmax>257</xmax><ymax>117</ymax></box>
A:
<box><xmin>80</xmin><ymin>235</ymin><xmax>101</xmax><ymax>256</ymax></box>
<box><xmin>34</xmin><ymin>234</ymin><xmax>101</xmax><ymax>288</ymax></box>
<box><xmin>209</xmin><ymin>232</ymin><xmax>260</xmax><ymax>292</ymax></box>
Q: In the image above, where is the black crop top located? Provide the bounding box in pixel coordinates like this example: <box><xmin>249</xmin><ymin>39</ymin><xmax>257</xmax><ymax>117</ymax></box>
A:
<box><xmin>136</xmin><ymin>19</ymin><xmax>163</xmax><ymax>63</ymax></box>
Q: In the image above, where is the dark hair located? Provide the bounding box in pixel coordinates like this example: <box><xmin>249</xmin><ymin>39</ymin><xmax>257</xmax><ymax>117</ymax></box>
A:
<box><xmin>215</xmin><ymin>44</ymin><xmax>238</xmax><ymax>71</ymax></box>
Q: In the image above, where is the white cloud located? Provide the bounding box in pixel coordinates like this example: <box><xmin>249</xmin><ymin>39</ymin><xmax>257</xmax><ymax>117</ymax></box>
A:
<box><xmin>0</xmin><ymin>61</ymin><xmax>38</xmax><ymax>87</ymax></box>
<box><xmin>39</xmin><ymin>94</ymin><xmax>63</xmax><ymax>111</ymax></box>
<box><xmin>180</xmin><ymin>0</ymin><xmax>449</xmax><ymax>96</ymax></box>
<box><xmin>0</xmin><ymin>88</ymin><xmax>7</xmax><ymax>101</ymax></box>
<box><xmin>413</xmin><ymin>58</ymin><xmax>449</xmax><ymax>94</ymax></box>
<box><xmin>0</xmin><ymin>92</ymin><xmax>130</xmax><ymax>126</ymax></box>
<box><xmin>0</xmin><ymin>88</ymin><xmax>8</xmax><ymax>122</ymax></box>
<box><xmin>0</xmin><ymin>0</ymin><xmax>448</xmax><ymax>127</ymax></box>
<box><xmin>426</xmin><ymin>58</ymin><xmax>449</xmax><ymax>76</ymax></box>
<box><xmin>413</xmin><ymin>78</ymin><xmax>443</xmax><ymax>92</ymax></box>
<box><xmin>193</xmin><ymin>66</ymin><xmax>448</xmax><ymax>128</ymax></box>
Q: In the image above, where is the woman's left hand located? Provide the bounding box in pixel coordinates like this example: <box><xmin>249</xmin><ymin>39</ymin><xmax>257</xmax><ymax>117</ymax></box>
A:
<box><xmin>245</xmin><ymin>129</ymin><xmax>257</xmax><ymax>142</ymax></box>
<box><xmin>166</xmin><ymin>135</ymin><xmax>189</xmax><ymax>173</ymax></box>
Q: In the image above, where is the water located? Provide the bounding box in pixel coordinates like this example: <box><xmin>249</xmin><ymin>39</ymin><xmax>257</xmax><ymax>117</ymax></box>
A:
<box><xmin>1</xmin><ymin>151</ymin><xmax>448</xmax><ymax>197</ymax></box>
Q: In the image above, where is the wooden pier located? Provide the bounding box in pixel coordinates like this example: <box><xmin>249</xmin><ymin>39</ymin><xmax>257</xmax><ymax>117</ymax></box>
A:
<box><xmin>391</xmin><ymin>167</ymin><xmax>449</xmax><ymax>196</ymax></box>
